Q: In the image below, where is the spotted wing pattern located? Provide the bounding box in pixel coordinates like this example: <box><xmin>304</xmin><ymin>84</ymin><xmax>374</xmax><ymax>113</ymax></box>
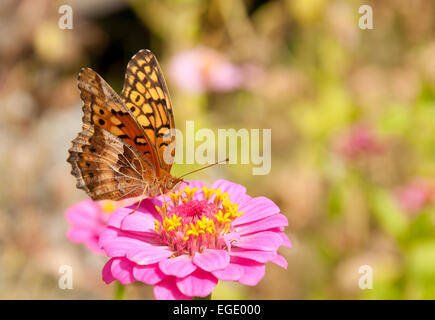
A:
<box><xmin>67</xmin><ymin>125</ymin><xmax>155</xmax><ymax>201</ymax></box>
<box><xmin>120</xmin><ymin>49</ymin><xmax>176</xmax><ymax>171</ymax></box>
<box><xmin>67</xmin><ymin>50</ymin><xmax>179</xmax><ymax>201</ymax></box>
<box><xmin>77</xmin><ymin>67</ymin><xmax>160</xmax><ymax>173</ymax></box>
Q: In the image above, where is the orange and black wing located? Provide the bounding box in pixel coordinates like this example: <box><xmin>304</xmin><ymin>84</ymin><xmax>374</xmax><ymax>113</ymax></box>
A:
<box><xmin>67</xmin><ymin>125</ymin><xmax>155</xmax><ymax>201</ymax></box>
<box><xmin>77</xmin><ymin>67</ymin><xmax>160</xmax><ymax>175</ymax></box>
<box><xmin>120</xmin><ymin>49</ymin><xmax>176</xmax><ymax>172</ymax></box>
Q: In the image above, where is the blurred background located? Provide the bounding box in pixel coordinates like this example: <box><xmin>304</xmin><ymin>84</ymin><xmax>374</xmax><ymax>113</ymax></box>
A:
<box><xmin>1</xmin><ymin>0</ymin><xmax>435</xmax><ymax>299</ymax></box>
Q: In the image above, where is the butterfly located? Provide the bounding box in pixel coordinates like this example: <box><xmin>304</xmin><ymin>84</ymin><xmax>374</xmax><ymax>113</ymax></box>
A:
<box><xmin>67</xmin><ymin>49</ymin><xmax>183</xmax><ymax>201</ymax></box>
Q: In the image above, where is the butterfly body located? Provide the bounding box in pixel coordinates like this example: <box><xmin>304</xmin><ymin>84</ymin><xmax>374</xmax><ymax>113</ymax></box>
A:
<box><xmin>67</xmin><ymin>49</ymin><xmax>182</xmax><ymax>201</ymax></box>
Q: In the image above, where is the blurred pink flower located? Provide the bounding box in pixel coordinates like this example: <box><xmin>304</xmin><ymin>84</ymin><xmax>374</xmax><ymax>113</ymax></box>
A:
<box><xmin>395</xmin><ymin>179</ymin><xmax>434</xmax><ymax>214</ymax></box>
<box><xmin>65</xmin><ymin>199</ymin><xmax>109</xmax><ymax>255</ymax></box>
<box><xmin>169</xmin><ymin>47</ymin><xmax>244</xmax><ymax>93</ymax></box>
<box><xmin>339</xmin><ymin>125</ymin><xmax>385</xmax><ymax>159</ymax></box>
<box><xmin>99</xmin><ymin>180</ymin><xmax>291</xmax><ymax>299</ymax></box>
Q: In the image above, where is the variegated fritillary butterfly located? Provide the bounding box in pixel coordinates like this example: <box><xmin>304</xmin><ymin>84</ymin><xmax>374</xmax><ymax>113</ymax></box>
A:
<box><xmin>67</xmin><ymin>49</ymin><xmax>183</xmax><ymax>201</ymax></box>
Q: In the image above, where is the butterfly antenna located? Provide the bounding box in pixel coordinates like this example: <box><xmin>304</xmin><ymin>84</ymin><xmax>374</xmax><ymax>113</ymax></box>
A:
<box><xmin>128</xmin><ymin>186</ymin><xmax>147</xmax><ymax>215</ymax></box>
<box><xmin>179</xmin><ymin>158</ymin><xmax>229</xmax><ymax>179</ymax></box>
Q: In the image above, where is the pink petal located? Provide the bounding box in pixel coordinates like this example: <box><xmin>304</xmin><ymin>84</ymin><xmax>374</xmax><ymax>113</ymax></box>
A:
<box><xmin>65</xmin><ymin>200</ymin><xmax>101</xmax><ymax>226</ymax></box>
<box><xmin>211</xmin><ymin>180</ymin><xmax>247</xmax><ymax>203</ymax></box>
<box><xmin>234</xmin><ymin>231</ymin><xmax>283</xmax><ymax>251</ymax></box>
<box><xmin>138</xmin><ymin>198</ymin><xmax>162</xmax><ymax>214</ymax></box>
<box><xmin>102</xmin><ymin>235</ymin><xmax>154</xmax><ymax>258</ymax></box>
<box><xmin>233</xmin><ymin>197</ymin><xmax>280</xmax><ymax>226</ymax></box>
<box><xmin>182</xmin><ymin>180</ymin><xmax>207</xmax><ymax>190</ymax></box>
<box><xmin>67</xmin><ymin>228</ymin><xmax>96</xmax><ymax>242</ymax></box>
<box><xmin>176</xmin><ymin>269</ymin><xmax>218</xmax><ymax>297</ymax></box>
<box><xmin>86</xmin><ymin>242</ymin><xmax>105</xmax><ymax>255</ymax></box>
<box><xmin>127</xmin><ymin>246</ymin><xmax>174</xmax><ymax>265</ymax></box>
<box><xmin>237</xmin><ymin>194</ymin><xmax>254</xmax><ymax>207</ymax></box>
<box><xmin>193</xmin><ymin>249</ymin><xmax>230</xmax><ymax>272</ymax></box>
<box><xmin>279</xmin><ymin>232</ymin><xmax>292</xmax><ymax>248</ymax></box>
<box><xmin>230</xmin><ymin>249</ymin><xmax>277</xmax><ymax>263</ymax></box>
<box><xmin>99</xmin><ymin>227</ymin><xmax>159</xmax><ymax>257</ymax></box>
<box><xmin>121</xmin><ymin>210</ymin><xmax>157</xmax><ymax>233</ymax></box>
<box><xmin>159</xmin><ymin>255</ymin><xmax>197</xmax><ymax>277</ymax></box>
<box><xmin>102</xmin><ymin>258</ymin><xmax>116</xmax><ymax>284</ymax></box>
<box><xmin>133</xmin><ymin>263</ymin><xmax>166</xmax><ymax>285</ymax></box>
<box><xmin>232</xmin><ymin>258</ymin><xmax>265</xmax><ymax>286</ymax></box>
<box><xmin>154</xmin><ymin>277</ymin><xmax>192</xmax><ymax>300</ymax></box>
<box><xmin>107</xmin><ymin>208</ymin><xmax>131</xmax><ymax>228</ymax></box>
<box><xmin>223</xmin><ymin>232</ymin><xmax>240</xmax><ymax>249</ymax></box>
<box><xmin>211</xmin><ymin>263</ymin><xmax>244</xmax><ymax>281</ymax></box>
<box><xmin>235</xmin><ymin>214</ymin><xmax>288</xmax><ymax>235</ymax></box>
<box><xmin>119</xmin><ymin>198</ymin><xmax>162</xmax><ymax>232</ymax></box>
<box><xmin>272</xmin><ymin>254</ymin><xmax>288</xmax><ymax>269</ymax></box>
<box><xmin>98</xmin><ymin>226</ymin><xmax>118</xmax><ymax>249</ymax></box>
<box><xmin>168</xmin><ymin>180</ymin><xmax>208</xmax><ymax>201</ymax></box>
<box><xmin>110</xmin><ymin>257</ymin><xmax>135</xmax><ymax>285</ymax></box>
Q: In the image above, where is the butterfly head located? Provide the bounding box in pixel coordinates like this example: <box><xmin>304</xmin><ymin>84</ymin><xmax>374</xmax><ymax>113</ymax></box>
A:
<box><xmin>155</xmin><ymin>170</ymin><xmax>184</xmax><ymax>195</ymax></box>
<box><xmin>166</xmin><ymin>176</ymin><xmax>184</xmax><ymax>193</ymax></box>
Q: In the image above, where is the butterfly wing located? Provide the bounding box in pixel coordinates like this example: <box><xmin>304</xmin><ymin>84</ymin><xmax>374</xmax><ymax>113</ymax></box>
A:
<box><xmin>77</xmin><ymin>67</ymin><xmax>161</xmax><ymax>176</ymax></box>
<box><xmin>67</xmin><ymin>125</ymin><xmax>155</xmax><ymax>201</ymax></box>
<box><xmin>120</xmin><ymin>49</ymin><xmax>176</xmax><ymax>172</ymax></box>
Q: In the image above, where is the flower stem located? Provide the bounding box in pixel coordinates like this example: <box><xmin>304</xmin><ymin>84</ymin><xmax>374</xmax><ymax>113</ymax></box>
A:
<box><xmin>115</xmin><ymin>282</ymin><xmax>125</xmax><ymax>300</ymax></box>
<box><xmin>193</xmin><ymin>294</ymin><xmax>212</xmax><ymax>300</ymax></box>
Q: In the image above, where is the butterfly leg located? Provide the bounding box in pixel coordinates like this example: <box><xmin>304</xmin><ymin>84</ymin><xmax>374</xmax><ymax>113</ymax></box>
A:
<box><xmin>159</xmin><ymin>187</ymin><xmax>168</xmax><ymax>206</ymax></box>
<box><xmin>128</xmin><ymin>185</ymin><xmax>148</xmax><ymax>215</ymax></box>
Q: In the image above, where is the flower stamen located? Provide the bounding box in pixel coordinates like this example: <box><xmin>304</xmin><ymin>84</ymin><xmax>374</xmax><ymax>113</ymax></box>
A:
<box><xmin>154</xmin><ymin>186</ymin><xmax>243</xmax><ymax>256</ymax></box>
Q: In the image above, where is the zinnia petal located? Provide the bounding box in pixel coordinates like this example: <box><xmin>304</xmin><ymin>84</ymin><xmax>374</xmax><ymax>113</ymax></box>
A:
<box><xmin>182</xmin><ymin>180</ymin><xmax>207</xmax><ymax>190</ymax></box>
<box><xmin>232</xmin><ymin>258</ymin><xmax>266</xmax><ymax>286</ymax></box>
<box><xmin>65</xmin><ymin>200</ymin><xmax>100</xmax><ymax>227</ymax></box>
<box><xmin>279</xmin><ymin>232</ymin><xmax>292</xmax><ymax>248</ymax></box>
<box><xmin>159</xmin><ymin>255</ymin><xmax>197</xmax><ymax>277</ymax></box>
<box><xmin>102</xmin><ymin>233</ymin><xmax>155</xmax><ymax>257</ymax></box>
<box><xmin>235</xmin><ymin>231</ymin><xmax>283</xmax><ymax>251</ymax></box>
<box><xmin>211</xmin><ymin>180</ymin><xmax>247</xmax><ymax>203</ymax></box>
<box><xmin>193</xmin><ymin>249</ymin><xmax>230</xmax><ymax>272</ymax></box>
<box><xmin>233</xmin><ymin>197</ymin><xmax>280</xmax><ymax>226</ymax></box>
<box><xmin>65</xmin><ymin>199</ymin><xmax>109</xmax><ymax>255</ymax></box>
<box><xmin>121</xmin><ymin>210</ymin><xmax>157</xmax><ymax>232</ymax></box>
<box><xmin>102</xmin><ymin>258</ymin><xmax>116</xmax><ymax>284</ymax></box>
<box><xmin>133</xmin><ymin>263</ymin><xmax>166</xmax><ymax>285</ymax></box>
<box><xmin>211</xmin><ymin>263</ymin><xmax>244</xmax><ymax>281</ymax></box>
<box><xmin>109</xmin><ymin>257</ymin><xmax>136</xmax><ymax>285</ymax></box>
<box><xmin>107</xmin><ymin>207</ymin><xmax>131</xmax><ymax>228</ymax></box>
<box><xmin>235</xmin><ymin>214</ymin><xmax>288</xmax><ymax>235</ymax></box>
<box><xmin>272</xmin><ymin>254</ymin><xmax>288</xmax><ymax>269</ymax></box>
<box><xmin>176</xmin><ymin>269</ymin><xmax>218</xmax><ymax>297</ymax></box>
<box><xmin>154</xmin><ymin>277</ymin><xmax>192</xmax><ymax>300</ymax></box>
<box><xmin>127</xmin><ymin>246</ymin><xmax>174</xmax><ymax>265</ymax></box>
<box><xmin>230</xmin><ymin>249</ymin><xmax>277</xmax><ymax>263</ymax></box>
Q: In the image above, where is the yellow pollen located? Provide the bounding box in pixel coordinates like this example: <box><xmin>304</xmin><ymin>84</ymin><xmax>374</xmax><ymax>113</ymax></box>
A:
<box><xmin>186</xmin><ymin>222</ymin><xmax>200</xmax><ymax>237</ymax></box>
<box><xmin>101</xmin><ymin>201</ymin><xmax>115</xmax><ymax>213</ymax></box>
<box><xmin>202</xmin><ymin>186</ymin><xmax>214</xmax><ymax>200</ymax></box>
<box><xmin>183</xmin><ymin>186</ymin><xmax>199</xmax><ymax>200</ymax></box>
<box><xmin>162</xmin><ymin>214</ymin><xmax>182</xmax><ymax>231</ymax></box>
<box><xmin>154</xmin><ymin>185</ymin><xmax>245</xmax><ymax>250</ymax></box>
<box><xmin>155</xmin><ymin>203</ymin><xmax>169</xmax><ymax>216</ymax></box>
<box><xmin>154</xmin><ymin>219</ymin><xmax>161</xmax><ymax>232</ymax></box>
<box><xmin>168</xmin><ymin>192</ymin><xmax>181</xmax><ymax>206</ymax></box>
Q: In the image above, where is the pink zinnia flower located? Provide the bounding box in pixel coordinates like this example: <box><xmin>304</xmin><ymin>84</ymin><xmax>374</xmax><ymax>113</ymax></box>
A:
<box><xmin>395</xmin><ymin>179</ymin><xmax>434</xmax><ymax>214</ymax></box>
<box><xmin>99</xmin><ymin>180</ymin><xmax>291</xmax><ymax>299</ymax></box>
<box><xmin>65</xmin><ymin>199</ymin><xmax>125</xmax><ymax>254</ymax></box>
<box><xmin>169</xmin><ymin>47</ymin><xmax>244</xmax><ymax>93</ymax></box>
